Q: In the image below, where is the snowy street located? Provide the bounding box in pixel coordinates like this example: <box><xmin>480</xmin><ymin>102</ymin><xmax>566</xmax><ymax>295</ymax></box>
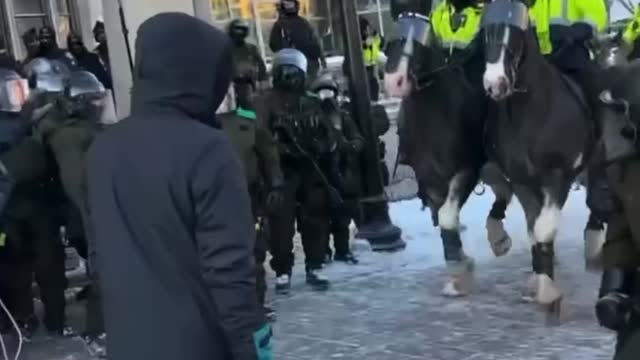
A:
<box><xmin>8</xmin><ymin>190</ymin><xmax>617</xmax><ymax>360</ymax></box>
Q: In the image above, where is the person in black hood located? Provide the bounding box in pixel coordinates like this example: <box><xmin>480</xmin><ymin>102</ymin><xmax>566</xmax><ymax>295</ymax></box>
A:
<box><xmin>93</xmin><ymin>21</ymin><xmax>110</xmax><ymax>70</ymax></box>
<box><xmin>67</xmin><ymin>33</ymin><xmax>112</xmax><ymax>89</ymax></box>
<box><xmin>269</xmin><ymin>0</ymin><xmax>326</xmax><ymax>80</ymax></box>
<box><xmin>21</xmin><ymin>28</ymin><xmax>40</xmax><ymax>67</ymax></box>
<box><xmin>86</xmin><ymin>12</ymin><xmax>272</xmax><ymax>360</ymax></box>
<box><xmin>37</xmin><ymin>26</ymin><xmax>75</xmax><ymax>68</ymax></box>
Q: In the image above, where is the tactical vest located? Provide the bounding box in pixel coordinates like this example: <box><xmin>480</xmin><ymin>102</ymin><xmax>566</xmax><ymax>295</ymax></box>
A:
<box><xmin>218</xmin><ymin>107</ymin><xmax>260</xmax><ymax>185</ymax></box>
<box><xmin>529</xmin><ymin>0</ymin><xmax>608</xmax><ymax>55</ymax></box>
<box><xmin>623</xmin><ymin>6</ymin><xmax>640</xmax><ymax>49</ymax></box>
<box><xmin>431</xmin><ymin>2</ymin><xmax>483</xmax><ymax>51</ymax></box>
<box><xmin>363</xmin><ymin>35</ymin><xmax>381</xmax><ymax>67</ymax></box>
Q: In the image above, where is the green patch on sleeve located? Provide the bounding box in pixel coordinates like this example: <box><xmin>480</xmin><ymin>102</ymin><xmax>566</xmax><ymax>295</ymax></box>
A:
<box><xmin>236</xmin><ymin>107</ymin><xmax>257</xmax><ymax>120</ymax></box>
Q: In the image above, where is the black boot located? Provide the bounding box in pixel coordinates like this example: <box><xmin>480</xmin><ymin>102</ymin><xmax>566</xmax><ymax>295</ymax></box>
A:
<box><xmin>275</xmin><ymin>274</ymin><xmax>291</xmax><ymax>295</ymax></box>
<box><xmin>263</xmin><ymin>305</ymin><xmax>277</xmax><ymax>323</ymax></box>
<box><xmin>83</xmin><ymin>332</ymin><xmax>107</xmax><ymax>359</ymax></box>
<box><xmin>334</xmin><ymin>251</ymin><xmax>359</xmax><ymax>265</ymax></box>
<box><xmin>596</xmin><ymin>268</ymin><xmax>637</xmax><ymax>331</ymax></box>
<box><xmin>306</xmin><ymin>268</ymin><xmax>330</xmax><ymax>291</ymax></box>
<box><xmin>17</xmin><ymin>316</ymin><xmax>39</xmax><ymax>342</ymax></box>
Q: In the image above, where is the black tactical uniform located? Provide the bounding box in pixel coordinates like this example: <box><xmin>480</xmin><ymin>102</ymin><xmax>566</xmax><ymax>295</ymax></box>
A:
<box><xmin>261</xmin><ymin>48</ymin><xmax>340</xmax><ymax>293</ymax></box>
<box><xmin>0</xmin><ymin>66</ymin><xmax>69</xmax><ymax>339</ymax></box>
<box><xmin>229</xmin><ymin>19</ymin><xmax>268</xmax><ymax>92</ymax></box>
<box><xmin>593</xmin><ymin>60</ymin><xmax>640</xmax><ymax>360</ymax></box>
<box><xmin>310</xmin><ymin>74</ymin><xmax>364</xmax><ymax>264</ymax></box>
<box><xmin>36</xmin><ymin>69</ymin><xmax>106</xmax><ymax>351</ymax></box>
<box><xmin>269</xmin><ymin>0</ymin><xmax>326</xmax><ymax>81</ymax></box>
<box><xmin>218</xmin><ymin>85</ymin><xmax>283</xmax><ymax>320</ymax></box>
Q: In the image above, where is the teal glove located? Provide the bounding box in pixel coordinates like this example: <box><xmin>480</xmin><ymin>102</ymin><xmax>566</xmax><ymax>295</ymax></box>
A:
<box><xmin>253</xmin><ymin>324</ymin><xmax>273</xmax><ymax>360</ymax></box>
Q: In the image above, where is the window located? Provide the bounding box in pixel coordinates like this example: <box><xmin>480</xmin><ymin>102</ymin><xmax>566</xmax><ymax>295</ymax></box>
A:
<box><xmin>212</xmin><ymin>0</ymin><xmax>231</xmax><ymax>20</ymax></box>
<box><xmin>13</xmin><ymin>0</ymin><xmax>49</xmax><ymax>55</ymax></box>
<box><xmin>0</xmin><ymin>1</ymin><xmax>11</xmax><ymax>57</ymax></box>
<box><xmin>55</xmin><ymin>0</ymin><xmax>74</xmax><ymax>48</ymax></box>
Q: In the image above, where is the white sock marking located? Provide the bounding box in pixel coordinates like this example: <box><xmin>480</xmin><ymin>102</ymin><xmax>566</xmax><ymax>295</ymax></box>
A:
<box><xmin>533</xmin><ymin>192</ymin><xmax>561</xmax><ymax>244</ymax></box>
<box><xmin>438</xmin><ymin>174</ymin><xmax>462</xmax><ymax>230</ymax></box>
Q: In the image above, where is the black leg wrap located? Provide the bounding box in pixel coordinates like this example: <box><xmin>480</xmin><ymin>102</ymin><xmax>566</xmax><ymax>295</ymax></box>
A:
<box><xmin>489</xmin><ymin>199</ymin><xmax>508</xmax><ymax>220</ymax></box>
<box><xmin>442</xmin><ymin>229</ymin><xmax>463</xmax><ymax>262</ymax></box>
<box><xmin>532</xmin><ymin>243</ymin><xmax>555</xmax><ymax>278</ymax></box>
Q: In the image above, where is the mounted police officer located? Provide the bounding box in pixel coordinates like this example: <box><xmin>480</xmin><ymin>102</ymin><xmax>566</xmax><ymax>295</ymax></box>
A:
<box><xmin>430</xmin><ymin>0</ymin><xmax>485</xmax><ymax>86</ymax></box>
<box><xmin>528</xmin><ymin>0</ymin><xmax>608</xmax><ymax>110</ymax></box>
<box><xmin>622</xmin><ymin>4</ymin><xmax>640</xmax><ymax>59</ymax></box>
<box><xmin>218</xmin><ymin>79</ymin><xmax>283</xmax><ymax>322</ymax></box>
<box><xmin>228</xmin><ymin>19</ymin><xmax>268</xmax><ymax>92</ymax></box>
<box><xmin>310</xmin><ymin>74</ymin><xmax>363</xmax><ymax>265</ymax></box>
<box><xmin>261</xmin><ymin>48</ymin><xmax>339</xmax><ymax>294</ymax></box>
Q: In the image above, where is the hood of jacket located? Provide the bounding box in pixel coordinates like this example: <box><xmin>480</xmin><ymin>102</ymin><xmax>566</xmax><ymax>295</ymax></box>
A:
<box><xmin>130</xmin><ymin>13</ymin><xmax>232</xmax><ymax>123</ymax></box>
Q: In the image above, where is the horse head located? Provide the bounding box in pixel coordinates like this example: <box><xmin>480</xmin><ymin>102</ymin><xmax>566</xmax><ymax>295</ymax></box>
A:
<box><xmin>481</xmin><ymin>0</ymin><xmax>530</xmax><ymax>101</ymax></box>
<box><xmin>384</xmin><ymin>12</ymin><xmax>442</xmax><ymax>98</ymax></box>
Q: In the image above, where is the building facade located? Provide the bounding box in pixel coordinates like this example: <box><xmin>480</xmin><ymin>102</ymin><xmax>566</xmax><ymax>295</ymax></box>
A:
<box><xmin>1</xmin><ymin>0</ymin><xmax>394</xmax><ymax>61</ymax></box>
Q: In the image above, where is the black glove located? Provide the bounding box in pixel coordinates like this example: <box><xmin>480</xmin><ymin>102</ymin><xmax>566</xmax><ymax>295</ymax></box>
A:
<box><xmin>266</xmin><ymin>178</ymin><xmax>285</xmax><ymax>214</ymax></box>
<box><xmin>570</xmin><ymin>23</ymin><xmax>594</xmax><ymax>43</ymax></box>
<box><xmin>348</xmin><ymin>139</ymin><xmax>364</xmax><ymax>153</ymax></box>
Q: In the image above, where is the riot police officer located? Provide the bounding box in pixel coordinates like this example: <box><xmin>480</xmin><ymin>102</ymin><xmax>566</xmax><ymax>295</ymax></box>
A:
<box><xmin>0</xmin><ymin>65</ymin><xmax>70</xmax><ymax>339</ymax></box>
<box><xmin>36</xmin><ymin>68</ymin><xmax>107</xmax><ymax>355</ymax></box>
<box><xmin>310</xmin><ymin>74</ymin><xmax>363</xmax><ymax>265</ymax></box>
<box><xmin>228</xmin><ymin>19</ymin><xmax>268</xmax><ymax>92</ymax></box>
<box><xmin>269</xmin><ymin>0</ymin><xmax>326</xmax><ymax>81</ymax></box>
<box><xmin>262</xmin><ymin>49</ymin><xmax>338</xmax><ymax>293</ymax></box>
<box><xmin>219</xmin><ymin>82</ymin><xmax>283</xmax><ymax>321</ymax></box>
<box><xmin>595</xmin><ymin>157</ymin><xmax>640</xmax><ymax>359</ymax></box>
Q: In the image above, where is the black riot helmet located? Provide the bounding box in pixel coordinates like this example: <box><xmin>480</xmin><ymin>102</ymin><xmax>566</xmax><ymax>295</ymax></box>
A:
<box><xmin>63</xmin><ymin>70</ymin><xmax>107</xmax><ymax>119</ymax></box>
<box><xmin>272</xmin><ymin>48</ymin><xmax>307</xmax><ymax>92</ymax></box>
<box><xmin>228</xmin><ymin>19</ymin><xmax>250</xmax><ymax>44</ymax></box>
<box><xmin>279</xmin><ymin>0</ymin><xmax>300</xmax><ymax>16</ymax></box>
<box><xmin>0</xmin><ymin>68</ymin><xmax>29</xmax><ymax>113</ymax></box>
<box><xmin>390</xmin><ymin>0</ymin><xmax>432</xmax><ymax>19</ymax></box>
<box><xmin>23</xmin><ymin>57</ymin><xmax>70</xmax><ymax>93</ymax></box>
<box><xmin>93</xmin><ymin>21</ymin><xmax>107</xmax><ymax>44</ymax></box>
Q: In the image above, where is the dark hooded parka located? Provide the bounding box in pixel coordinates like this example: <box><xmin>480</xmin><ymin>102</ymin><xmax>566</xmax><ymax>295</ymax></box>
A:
<box><xmin>87</xmin><ymin>13</ymin><xmax>265</xmax><ymax>360</ymax></box>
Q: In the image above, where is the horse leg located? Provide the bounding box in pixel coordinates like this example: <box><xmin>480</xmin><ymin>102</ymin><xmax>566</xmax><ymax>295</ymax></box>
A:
<box><xmin>481</xmin><ymin>162</ymin><xmax>513</xmax><ymax>257</ymax></box>
<box><xmin>519</xmin><ymin>177</ymin><xmax>570</xmax><ymax>318</ymax></box>
<box><xmin>584</xmin><ymin>166</ymin><xmax>610</xmax><ymax>271</ymax></box>
<box><xmin>584</xmin><ymin>211</ymin><xmax>606</xmax><ymax>271</ymax></box>
<box><xmin>438</xmin><ymin>171</ymin><xmax>478</xmax><ymax>297</ymax></box>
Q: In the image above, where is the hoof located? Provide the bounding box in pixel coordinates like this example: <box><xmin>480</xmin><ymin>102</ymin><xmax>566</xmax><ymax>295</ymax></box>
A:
<box><xmin>442</xmin><ymin>257</ymin><xmax>475</xmax><ymax>297</ymax></box>
<box><xmin>521</xmin><ymin>273</ymin><xmax>537</xmax><ymax>302</ymax></box>
<box><xmin>534</xmin><ymin>274</ymin><xmax>563</xmax><ymax>309</ymax></box>
<box><xmin>486</xmin><ymin>217</ymin><xmax>512</xmax><ymax>257</ymax></box>
<box><xmin>544</xmin><ymin>297</ymin><xmax>563</xmax><ymax>324</ymax></box>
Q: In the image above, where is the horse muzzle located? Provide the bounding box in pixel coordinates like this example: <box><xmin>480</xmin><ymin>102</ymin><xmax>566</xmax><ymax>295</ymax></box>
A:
<box><xmin>484</xmin><ymin>63</ymin><xmax>512</xmax><ymax>101</ymax></box>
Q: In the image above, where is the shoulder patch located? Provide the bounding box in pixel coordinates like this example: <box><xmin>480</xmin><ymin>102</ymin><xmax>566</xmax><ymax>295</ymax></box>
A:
<box><xmin>236</xmin><ymin>107</ymin><xmax>257</xmax><ymax>120</ymax></box>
